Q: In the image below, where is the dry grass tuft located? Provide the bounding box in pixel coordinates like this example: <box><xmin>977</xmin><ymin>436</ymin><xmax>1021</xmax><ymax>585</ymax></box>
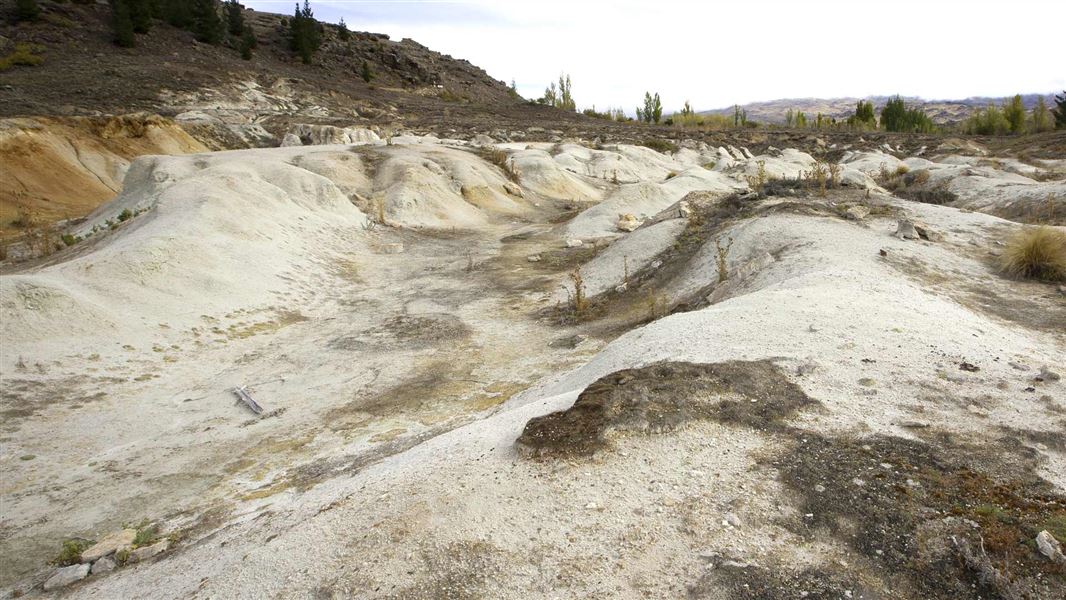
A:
<box><xmin>999</xmin><ymin>226</ymin><xmax>1066</xmax><ymax>282</ymax></box>
<box><xmin>568</xmin><ymin>269</ymin><xmax>587</xmax><ymax>313</ymax></box>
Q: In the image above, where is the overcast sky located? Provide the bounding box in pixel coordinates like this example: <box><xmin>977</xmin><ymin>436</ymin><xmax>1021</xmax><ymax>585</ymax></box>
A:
<box><xmin>243</xmin><ymin>0</ymin><xmax>1064</xmax><ymax>113</ymax></box>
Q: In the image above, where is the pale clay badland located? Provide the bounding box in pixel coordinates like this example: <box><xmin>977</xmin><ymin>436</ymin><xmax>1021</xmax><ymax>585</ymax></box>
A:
<box><xmin>1</xmin><ymin>1</ymin><xmax>1065</xmax><ymax>599</ymax></box>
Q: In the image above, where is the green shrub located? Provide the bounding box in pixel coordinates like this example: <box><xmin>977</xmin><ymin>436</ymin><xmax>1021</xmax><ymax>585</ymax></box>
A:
<box><xmin>1030</xmin><ymin>96</ymin><xmax>1054</xmax><ymax>133</ymax></box>
<box><xmin>880</xmin><ymin>96</ymin><xmax>935</xmax><ymax>133</ymax></box>
<box><xmin>115</xmin><ymin>548</ymin><xmax>130</xmax><ymax>565</ymax></box>
<box><xmin>964</xmin><ymin>104</ymin><xmax>1010</xmax><ymax>135</ymax></box>
<box><xmin>0</xmin><ymin>43</ymin><xmax>44</xmax><ymax>71</ymax></box>
<box><xmin>130</xmin><ymin>0</ymin><xmax>152</xmax><ymax>34</ymax></box>
<box><xmin>110</xmin><ymin>0</ymin><xmax>136</xmax><ymax>47</ymax></box>
<box><xmin>118</xmin><ymin>208</ymin><xmax>133</xmax><ymax>222</ymax></box>
<box><xmin>239</xmin><ymin>27</ymin><xmax>256</xmax><ymax>60</ymax></box>
<box><xmin>132</xmin><ymin>522</ymin><xmax>158</xmax><ymax>547</ymax></box>
<box><xmin>16</xmin><ymin>0</ymin><xmax>40</xmax><ymax>21</ymax></box>
<box><xmin>225</xmin><ymin>0</ymin><xmax>244</xmax><ymax>36</ymax></box>
<box><xmin>191</xmin><ymin>0</ymin><xmax>223</xmax><ymax>44</ymax></box>
<box><xmin>54</xmin><ymin>539</ymin><xmax>92</xmax><ymax>566</ymax></box>
<box><xmin>161</xmin><ymin>0</ymin><xmax>193</xmax><ymax>28</ymax></box>
<box><xmin>640</xmin><ymin>139</ymin><xmax>678</xmax><ymax>154</ymax></box>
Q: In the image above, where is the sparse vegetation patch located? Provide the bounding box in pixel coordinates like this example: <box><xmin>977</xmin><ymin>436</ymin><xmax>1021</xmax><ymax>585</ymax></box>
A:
<box><xmin>639</xmin><ymin>138</ymin><xmax>679</xmax><ymax>154</ymax></box>
<box><xmin>999</xmin><ymin>226</ymin><xmax>1066</xmax><ymax>282</ymax></box>
<box><xmin>771</xmin><ymin>432</ymin><xmax>1066</xmax><ymax>599</ymax></box>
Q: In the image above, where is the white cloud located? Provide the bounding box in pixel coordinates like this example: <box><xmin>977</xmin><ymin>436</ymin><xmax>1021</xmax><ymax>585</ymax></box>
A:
<box><xmin>244</xmin><ymin>0</ymin><xmax>1065</xmax><ymax>112</ymax></box>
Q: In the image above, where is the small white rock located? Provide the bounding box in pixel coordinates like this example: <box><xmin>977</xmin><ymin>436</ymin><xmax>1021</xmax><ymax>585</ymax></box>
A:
<box><xmin>895</xmin><ymin>219</ymin><xmax>919</xmax><ymax>240</ymax></box>
<box><xmin>81</xmin><ymin>529</ymin><xmax>136</xmax><ymax>563</ymax></box>
<box><xmin>1036</xmin><ymin>530</ymin><xmax>1065</xmax><ymax>563</ymax></box>
<box><xmin>44</xmin><ymin>564</ymin><xmax>90</xmax><ymax>590</ymax></box>
<box><xmin>129</xmin><ymin>539</ymin><xmax>169</xmax><ymax>563</ymax></box>
<box><xmin>91</xmin><ymin>556</ymin><xmax>116</xmax><ymax>575</ymax></box>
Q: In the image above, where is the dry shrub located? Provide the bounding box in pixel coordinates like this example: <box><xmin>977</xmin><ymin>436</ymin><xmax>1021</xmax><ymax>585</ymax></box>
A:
<box><xmin>568</xmin><ymin>269</ymin><xmax>587</xmax><ymax>313</ymax></box>
<box><xmin>479</xmin><ymin>147</ymin><xmax>518</xmax><ymax>180</ymax></box>
<box><xmin>999</xmin><ymin>226</ymin><xmax>1066</xmax><ymax>282</ymax></box>
<box><xmin>715</xmin><ymin>236</ymin><xmax>733</xmax><ymax>282</ymax></box>
<box><xmin>745</xmin><ymin>160</ymin><xmax>768</xmax><ymax>192</ymax></box>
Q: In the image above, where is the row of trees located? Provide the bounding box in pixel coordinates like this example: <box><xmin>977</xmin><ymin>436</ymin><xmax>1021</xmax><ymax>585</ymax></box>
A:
<box><xmin>636</xmin><ymin>92</ymin><xmax>663</xmax><ymax>123</ymax></box>
<box><xmin>542</xmin><ymin>85</ymin><xmax>1066</xmax><ymax>136</ymax></box>
<box><xmin>833</xmin><ymin>94</ymin><xmax>1066</xmax><ymax>135</ymax></box>
<box><xmin>964</xmin><ymin>94</ymin><xmax>1066</xmax><ymax>135</ymax></box>
<box><xmin>538</xmin><ymin>79</ymin><xmax>667</xmax><ymax>125</ymax></box>
<box><xmin>105</xmin><ymin>1</ymin><xmax>326</xmax><ymax>64</ymax></box>
<box><xmin>108</xmin><ymin>0</ymin><xmax>245</xmax><ymax>49</ymax></box>
<box><xmin>539</xmin><ymin>74</ymin><xmax>576</xmax><ymax>111</ymax></box>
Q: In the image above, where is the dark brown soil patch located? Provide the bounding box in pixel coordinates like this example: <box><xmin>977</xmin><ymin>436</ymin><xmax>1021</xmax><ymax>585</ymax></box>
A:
<box><xmin>692</xmin><ymin>564</ymin><xmax>865</xmax><ymax>600</ymax></box>
<box><xmin>515</xmin><ymin>360</ymin><xmax>817</xmax><ymax>459</ymax></box>
<box><xmin>767</xmin><ymin>431</ymin><xmax>1066</xmax><ymax>599</ymax></box>
<box><xmin>0</xmin><ymin>375</ymin><xmax>111</xmax><ymax>432</ymax></box>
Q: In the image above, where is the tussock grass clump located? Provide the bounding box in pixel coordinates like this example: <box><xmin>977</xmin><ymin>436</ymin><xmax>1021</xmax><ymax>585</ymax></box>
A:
<box><xmin>0</xmin><ymin>43</ymin><xmax>44</xmax><ymax>71</ymax></box>
<box><xmin>478</xmin><ymin>147</ymin><xmax>517</xmax><ymax>181</ymax></box>
<box><xmin>999</xmin><ymin>226</ymin><xmax>1066</xmax><ymax>282</ymax></box>
<box><xmin>438</xmin><ymin>88</ymin><xmax>466</xmax><ymax>103</ymax></box>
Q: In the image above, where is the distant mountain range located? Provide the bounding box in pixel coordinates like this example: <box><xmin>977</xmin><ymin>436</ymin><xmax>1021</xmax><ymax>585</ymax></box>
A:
<box><xmin>699</xmin><ymin>94</ymin><xmax>1058</xmax><ymax>124</ymax></box>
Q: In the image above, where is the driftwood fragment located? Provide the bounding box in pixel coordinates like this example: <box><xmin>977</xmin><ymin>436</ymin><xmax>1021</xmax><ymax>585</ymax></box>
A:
<box><xmin>232</xmin><ymin>386</ymin><xmax>263</xmax><ymax>415</ymax></box>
